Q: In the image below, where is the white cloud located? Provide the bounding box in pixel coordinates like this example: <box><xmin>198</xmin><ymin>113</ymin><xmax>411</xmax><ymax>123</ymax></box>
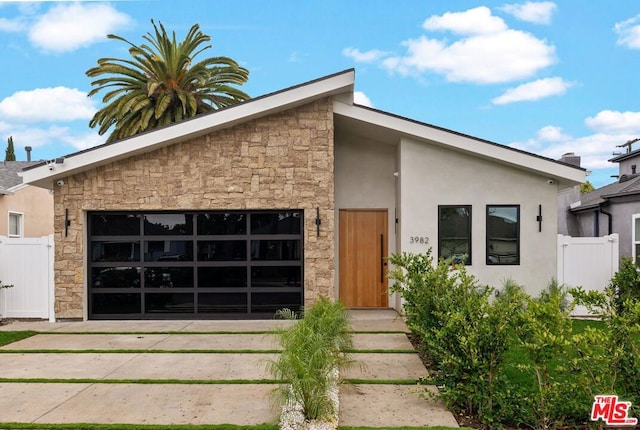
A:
<box><xmin>63</xmin><ymin>131</ymin><xmax>105</xmax><ymax>152</ymax></box>
<box><xmin>492</xmin><ymin>77</ymin><xmax>573</xmax><ymax>104</ymax></box>
<box><xmin>509</xmin><ymin>111</ymin><xmax>640</xmax><ymax>184</ymax></box>
<box><xmin>423</xmin><ymin>6</ymin><xmax>508</xmax><ymax>35</ymax></box>
<box><xmin>353</xmin><ymin>91</ymin><xmax>373</xmax><ymax>107</ymax></box>
<box><xmin>500</xmin><ymin>2</ymin><xmax>557</xmax><ymax>25</ymax></box>
<box><xmin>28</xmin><ymin>3</ymin><xmax>132</xmax><ymax>53</ymax></box>
<box><xmin>383</xmin><ymin>29</ymin><xmax>555</xmax><ymax>84</ymax></box>
<box><xmin>342</xmin><ymin>47</ymin><xmax>389</xmax><ymax>63</ymax></box>
<box><xmin>0</xmin><ymin>17</ymin><xmax>26</xmax><ymax>32</ymax></box>
<box><xmin>0</xmin><ymin>121</ymin><xmax>104</xmax><ymax>157</ymax></box>
<box><xmin>615</xmin><ymin>15</ymin><xmax>640</xmax><ymax>49</ymax></box>
<box><xmin>537</xmin><ymin>125</ymin><xmax>571</xmax><ymax>142</ymax></box>
<box><xmin>585</xmin><ymin>110</ymin><xmax>640</xmax><ymax>134</ymax></box>
<box><xmin>0</xmin><ymin>87</ymin><xmax>97</xmax><ymax>122</ymax></box>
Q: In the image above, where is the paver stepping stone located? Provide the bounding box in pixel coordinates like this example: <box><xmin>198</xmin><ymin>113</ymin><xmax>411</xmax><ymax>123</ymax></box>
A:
<box><xmin>34</xmin><ymin>383</ymin><xmax>278</xmax><ymax>426</ymax></box>
<box><xmin>0</xmin><ymin>353</ymin><xmax>138</xmax><ymax>379</ymax></box>
<box><xmin>345</xmin><ymin>353</ymin><xmax>427</xmax><ymax>380</ymax></box>
<box><xmin>151</xmin><ymin>333</ymin><xmax>278</xmax><ymax>350</ymax></box>
<box><xmin>339</xmin><ymin>384</ymin><xmax>459</xmax><ymax>427</ymax></box>
<box><xmin>107</xmin><ymin>353</ymin><xmax>277</xmax><ymax>380</ymax></box>
<box><xmin>1</xmin><ymin>334</ymin><xmax>169</xmax><ymax>350</ymax></box>
<box><xmin>351</xmin><ymin>333</ymin><xmax>414</xmax><ymax>350</ymax></box>
<box><xmin>0</xmin><ymin>383</ymin><xmax>91</xmax><ymax>422</ymax></box>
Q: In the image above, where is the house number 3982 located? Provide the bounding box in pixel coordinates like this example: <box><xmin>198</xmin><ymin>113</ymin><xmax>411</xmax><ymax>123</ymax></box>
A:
<box><xmin>409</xmin><ymin>236</ymin><xmax>429</xmax><ymax>244</ymax></box>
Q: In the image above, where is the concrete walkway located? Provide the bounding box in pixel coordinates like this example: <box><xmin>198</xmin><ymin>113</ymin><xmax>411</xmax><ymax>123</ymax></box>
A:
<box><xmin>0</xmin><ymin>310</ymin><xmax>459</xmax><ymax>428</ymax></box>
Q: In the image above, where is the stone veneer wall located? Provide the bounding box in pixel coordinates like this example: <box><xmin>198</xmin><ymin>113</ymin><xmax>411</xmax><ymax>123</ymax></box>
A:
<box><xmin>53</xmin><ymin>98</ymin><xmax>335</xmax><ymax>319</ymax></box>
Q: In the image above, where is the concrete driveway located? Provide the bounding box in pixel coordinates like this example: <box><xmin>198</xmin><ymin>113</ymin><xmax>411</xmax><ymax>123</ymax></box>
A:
<box><xmin>0</xmin><ymin>310</ymin><xmax>459</xmax><ymax>428</ymax></box>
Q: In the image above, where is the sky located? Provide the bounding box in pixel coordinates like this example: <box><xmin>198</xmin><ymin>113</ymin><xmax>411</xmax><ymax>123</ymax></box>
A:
<box><xmin>0</xmin><ymin>1</ymin><xmax>639</xmax><ymax>187</ymax></box>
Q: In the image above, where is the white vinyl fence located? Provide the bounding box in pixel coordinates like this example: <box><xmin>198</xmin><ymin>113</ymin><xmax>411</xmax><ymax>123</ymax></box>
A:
<box><xmin>557</xmin><ymin>234</ymin><xmax>619</xmax><ymax>316</ymax></box>
<box><xmin>0</xmin><ymin>235</ymin><xmax>54</xmax><ymax>321</ymax></box>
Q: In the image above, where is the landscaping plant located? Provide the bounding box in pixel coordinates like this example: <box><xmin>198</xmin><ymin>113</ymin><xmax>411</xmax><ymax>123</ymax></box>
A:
<box><xmin>512</xmin><ymin>283</ymin><xmax>573</xmax><ymax>429</ymax></box>
<box><xmin>267</xmin><ymin>296</ymin><xmax>353</xmax><ymax>429</ymax></box>
<box><xmin>570</xmin><ymin>285</ymin><xmax>640</xmax><ymax>418</ymax></box>
<box><xmin>389</xmin><ymin>251</ymin><xmax>525</xmax><ymax>427</ymax></box>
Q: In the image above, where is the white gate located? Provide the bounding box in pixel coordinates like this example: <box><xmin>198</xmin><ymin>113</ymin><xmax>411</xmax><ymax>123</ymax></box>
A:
<box><xmin>557</xmin><ymin>234</ymin><xmax>619</xmax><ymax>316</ymax></box>
<box><xmin>0</xmin><ymin>235</ymin><xmax>54</xmax><ymax>321</ymax></box>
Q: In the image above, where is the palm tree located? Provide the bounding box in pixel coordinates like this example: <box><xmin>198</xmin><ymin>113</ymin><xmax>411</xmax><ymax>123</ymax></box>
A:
<box><xmin>87</xmin><ymin>20</ymin><xmax>250</xmax><ymax>143</ymax></box>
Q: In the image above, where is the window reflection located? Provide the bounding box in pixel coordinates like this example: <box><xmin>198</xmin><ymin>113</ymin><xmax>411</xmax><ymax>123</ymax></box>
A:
<box><xmin>251</xmin><ymin>212</ymin><xmax>301</xmax><ymax>234</ymax></box>
<box><xmin>197</xmin><ymin>213</ymin><xmax>246</xmax><ymax>235</ymax></box>
<box><xmin>144</xmin><ymin>241</ymin><xmax>193</xmax><ymax>262</ymax></box>
<box><xmin>145</xmin><ymin>267</ymin><xmax>194</xmax><ymax>289</ymax></box>
<box><xmin>92</xmin><ymin>267</ymin><xmax>140</xmax><ymax>288</ymax></box>
<box><xmin>487</xmin><ymin>206</ymin><xmax>519</xmax><ymax>265</ymax></box>
<box><xmin>251</xmin><ymin>240</ymin><xmax>300</xmax><ymax>260</ymax></box>
<box><xmin>145</xmin><ymin>293</ymin><xmax>194</xmax><ymax>313</ymax></box>
<box><xmin>197</xmin><ymin>241</ymin><xmax>246</xmax><ymax>261</ymax></box>
<box><xmin>438</xmin><ymin>206</ymin><xmax>471</xmax><ymax>265</ymax></box>
<box><xmin>92</xmin><ymin>241</ymin><xmax>140</xmax><ymax>262</ymax></box>
<box><xmin>199</xmin><ymin>267</ymin><xmax>247</xmax><ymax>288</ymax></box>
<box><xmin>91</xmin><ymin>214</ymin><xmax>140</xmax><ymax>236</ymax></box>
<box><xmin>251</xmin><ymin>266</ymin><xmax>301</xmax><ymax>288</ymax></box>
<box><xmin>144</xmin><ymin>214</ymin><xmax>193</xmax><ymax>235</ymax></box>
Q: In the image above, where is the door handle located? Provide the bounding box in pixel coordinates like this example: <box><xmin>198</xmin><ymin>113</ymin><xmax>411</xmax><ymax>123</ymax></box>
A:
<box><xmin>380</xmin><ymin>234</ymin><xmax>384</xmax><ymax>283</ymax></box>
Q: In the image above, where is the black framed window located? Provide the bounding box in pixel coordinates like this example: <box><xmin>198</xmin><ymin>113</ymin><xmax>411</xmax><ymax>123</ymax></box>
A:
<box><xmin>486</xmin><ymin>205</ymin><xmax>520</xmax><ymax>265</ymax></box>
<box><xmin>438</xmin><ymin>205</ymin><xmax>472</xmax><ymax>265</ymax></box>
<box><xmin>87</xmin><ymin>210</ymin><xmax>303</xmax><ymax>319</ymax></box>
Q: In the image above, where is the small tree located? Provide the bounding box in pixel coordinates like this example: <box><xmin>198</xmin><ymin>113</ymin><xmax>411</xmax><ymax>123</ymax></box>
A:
<box><xmin>4</xmin><ymin>136</ymin><xmax>16</xmax><ymax>161</ymax></box>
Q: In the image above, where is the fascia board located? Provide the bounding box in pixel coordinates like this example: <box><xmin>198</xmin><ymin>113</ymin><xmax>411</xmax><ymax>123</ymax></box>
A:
<box><xmin>24</xmin><ymin>70</ymin><xmax>355</xmax><ymax>189</ymax></box>
<box><xmin>334</xmin><ymin>101</ymin><xmax>585</xmax><ymax>185</ymax></box>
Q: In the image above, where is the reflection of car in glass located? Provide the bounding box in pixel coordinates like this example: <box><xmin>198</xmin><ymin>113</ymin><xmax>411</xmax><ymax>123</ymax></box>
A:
<box><xmin>157</xmin><ymin>254</ymin><xmax>184</xmax><ymax>261</ymax></box>
<box><xmin>93</xmin><ymin>267</ymin><xmax>140</xmax><ymax>288</ymax></box>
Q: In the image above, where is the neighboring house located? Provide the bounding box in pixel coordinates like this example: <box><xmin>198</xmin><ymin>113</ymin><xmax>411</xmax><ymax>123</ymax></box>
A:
<box><xmin>0</xmin><ymin>160</ymin><xmax>54</xmax><ymax>238</ymax></box>
<box><xmin>559</xmin><ymin>149</ymin><xmax>640</xmax><ymax>264</ymax></box>
<box><xmin>22</xmin><ymin>70</ymin><xmax>584</xmax><ymax>320</ymax></box>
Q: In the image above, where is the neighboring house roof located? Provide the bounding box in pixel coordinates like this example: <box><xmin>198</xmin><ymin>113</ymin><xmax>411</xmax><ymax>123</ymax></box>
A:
<box><xmin>0</xmin><ymin>161</ymin><xmax>41</xmax><ymax>194</ymax></box>
<box><xmin>22</xmin><ymin>69</ymin><xmax>585</xmax><ymax>189</ymax></box>
<box><xmin>609</xmin><ymin>148</ymin><xmax>640</xmax><ymax>163</ymax></box>
<box><xmin>570</xmin><ymin>175</ymin><xmax>640</xmax><ymax>212</ymax></box>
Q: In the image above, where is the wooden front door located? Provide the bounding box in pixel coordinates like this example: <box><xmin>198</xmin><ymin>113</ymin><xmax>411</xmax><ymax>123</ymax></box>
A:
<box><xmin>339</xmin><ymin>209</ymin><xmax>388</xmax><ymax>307</ymax></box>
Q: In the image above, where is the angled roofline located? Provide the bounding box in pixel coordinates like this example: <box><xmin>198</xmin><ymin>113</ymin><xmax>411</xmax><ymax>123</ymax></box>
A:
<box><xmin>23</xmin><ymin>69</ymin><xmax>355</xmax><ymax>189</ymax></box>
<box><xmin>334</xmin><ymin>101</ymin><xmax>585</xmax><ymax>185</ymax></box>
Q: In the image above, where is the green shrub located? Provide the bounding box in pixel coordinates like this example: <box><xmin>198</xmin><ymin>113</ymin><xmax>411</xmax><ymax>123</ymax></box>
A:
<box><xmin>571</xmin><ymin>285</ymin><xmax>640</xmax><ymax>416</ymax></box>
<box><xmin>267</xmin><ymin>296</ymin><xmax>353</xmax><ymax>422</ymax></box>
<box><xmin>389</xmin><ymin>251</ymin><xmax>525</xmax><ymax>427</ymax></box>
<box><xmin>513</xmin><ymin>283</ymin><xmax>573</xmax><ymax>429</ymax></box>
<box><xmin>609</xmin><ymin>257</ymin><xmax>640</xmax><ymax>315</ymax></box>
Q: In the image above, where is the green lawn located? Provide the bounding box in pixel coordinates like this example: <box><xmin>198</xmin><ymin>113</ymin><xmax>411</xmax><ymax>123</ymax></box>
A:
<box><xmin>0</xmin><ymin>331</ymin><xmax>35</xmax><ymax>347</ymax></box>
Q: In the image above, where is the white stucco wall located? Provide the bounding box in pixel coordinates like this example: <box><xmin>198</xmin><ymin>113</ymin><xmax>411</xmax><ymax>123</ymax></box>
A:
<box><xmin>398</xmin><ymin>138</ymin><xmax>560</xmax><ymax>297</ymax></box>
<box><xmin>334</xmin><ymin>135</ymin><xmax>397</xmax><ymax>303</ymax></box>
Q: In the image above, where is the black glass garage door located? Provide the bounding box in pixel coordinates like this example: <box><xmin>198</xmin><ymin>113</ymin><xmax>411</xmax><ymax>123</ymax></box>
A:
<box><xmin>88</xmin><ymin>211</ymin><xmax>303</xmax><ymax>319</ymax></box>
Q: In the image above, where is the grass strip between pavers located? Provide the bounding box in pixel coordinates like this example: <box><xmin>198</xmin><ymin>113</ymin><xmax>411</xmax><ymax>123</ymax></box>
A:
<box><xmin>340</xmin><ymin>427</ymin><xmax>473</xmax><ymax>430</ymax></box>
<box><xmin>0</xmin><ymin>331</ymin><xmax>36</xmax><ymax>347</ymax></box>
<box><xmin>0</xmin><ymin>423</ymin><xmax>279</xmax><ymax>430</ymax></box>
<box><xmin>0</xmin><ymin>348</ymin><xmax>416</xmax><ymax>354</ymax></box>
<box><xmin>28</xmin><ymin>330</ymin><xmax>407</xmax><ymax>335</ymax></box>
<box><xmin>0</xmin><ymin>377</ymin><xmax>282</xmax><ymax>384</ymax></box>
<box><xmin>0</xmin><ymin>426</ymin><xmax>467</xmax><ymax>430</ymax></box>
<box><xmin>0</xmin><ymin>377</ymin><xmax>431</xmax><ymax>385</ymax></box>
<box><xmin>36</xmin><ymin>331</ymin><xmax>279</xmax><ymax>335</ymax></box>
<box><xmin>0</xmin><ymin>349</ymin><xmax>282</xmax><ymax>354</ymax></box>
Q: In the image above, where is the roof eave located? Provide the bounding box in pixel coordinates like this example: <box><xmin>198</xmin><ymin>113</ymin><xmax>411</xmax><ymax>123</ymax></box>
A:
<box><xmin>334</xmin><ymin>101</ymin><xmax>585</xmax><ymax>186</ymax></box>
<box><xmin>23</xmin><ymin>69</ymin><xmax>355</xmax><ymax>189</ymax></box>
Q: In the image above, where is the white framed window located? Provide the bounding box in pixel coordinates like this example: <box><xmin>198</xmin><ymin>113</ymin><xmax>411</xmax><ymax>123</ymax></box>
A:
<box><xmin>8</xmin><ymin>211</ymin><xmax>23</xmax><ymax>238</ymax></box>
<box><xmin>633</xmin><ymin>214</ymin><xmax>640</xmax><ymax>266</ymax></box>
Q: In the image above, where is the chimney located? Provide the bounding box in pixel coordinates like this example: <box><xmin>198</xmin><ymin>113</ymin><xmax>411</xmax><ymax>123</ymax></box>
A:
<box><xmin>25</xmin><ymin>146</ymin><xmax>32</xmax><ymax>162</ymax></box>
<box><xmin>559</xmin><ymin>152</ymin><xmax>581</xmax><ymax>167</ymax></box>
